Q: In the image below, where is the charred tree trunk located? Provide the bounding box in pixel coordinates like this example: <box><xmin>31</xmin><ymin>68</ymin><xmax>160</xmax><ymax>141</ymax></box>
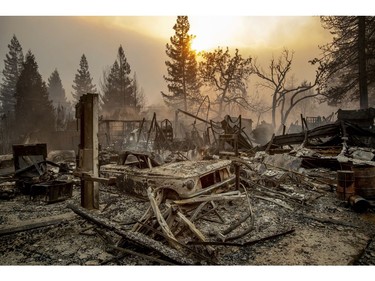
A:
<box><xmin>358</xmin><ymin>16</ymin><xmax>368</xmax><ymax>109</ymax></box>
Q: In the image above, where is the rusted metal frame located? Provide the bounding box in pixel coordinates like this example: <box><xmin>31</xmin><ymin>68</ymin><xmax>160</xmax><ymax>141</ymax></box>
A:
<box><xmin>221</xmin><ymin>118</ymin><xmax>253</xmax><ymax>150</ymax></box>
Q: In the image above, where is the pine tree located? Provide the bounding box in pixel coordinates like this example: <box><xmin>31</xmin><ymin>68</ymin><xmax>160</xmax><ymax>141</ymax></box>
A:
<box><xmin>47</xmin><ymin>69</ymin><xmax>70</xmax><ymax>109</ymax></box>
<box><xmin>72</xmin><ymin>54</ymin><xmax>97</xmax><ymax>103</ymax></box>
<box><xmin>0</xmin><ymin>35</ymin><xmax>24</xmax><ymax>115</ymax></box>
<box><xmin>162</xmin><ymin>16</ymin><xmax>202</xmax><ymax>112</ymax></box>
<box><xmin>15</xmin><ymin>51</ymin><xmax>55</xmax><ymax>139</ymax></box>
<box><xmin>101</xmin><ymin>45</ymin><xmax>134</xmax><ymax>118</ymax></box>
<box><xmin>132</xmin><ymin>72</ymin><xmax>145</xmax><ymax>114</ymax></box>
<box><xmin>47</xmin><ymin>69</ymin><xmax>72</xmax><ymax>130</ymax></box>
<box><xmin>311</xmin><ymin>16</ymin><xmax>375</xmax><ymax>108</ymax></box>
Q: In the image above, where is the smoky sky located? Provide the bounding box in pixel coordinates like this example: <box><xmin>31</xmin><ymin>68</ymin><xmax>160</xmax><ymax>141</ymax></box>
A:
<box><xmin>0</xmin><ymin>16</ymin><xmax>332</xmax><ymax>111</ymax></box>
<box><xmin>0</xmin><ymin>16</ymin><xmax>169</xmax><ymax>106</ymax></box>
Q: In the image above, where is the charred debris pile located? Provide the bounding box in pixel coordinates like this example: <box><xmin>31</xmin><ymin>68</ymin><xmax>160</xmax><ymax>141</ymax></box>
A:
<box><xmin>1</xmin><ymin>104</ymin><xmax>375</xmax><ymax>265</ymax></box>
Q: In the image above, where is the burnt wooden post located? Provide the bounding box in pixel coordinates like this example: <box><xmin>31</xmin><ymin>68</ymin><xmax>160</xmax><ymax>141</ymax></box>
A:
<box><xmin>76</xmin><ymin>93</ymin><xmax>99</xmax><ymax>210</ymax></box>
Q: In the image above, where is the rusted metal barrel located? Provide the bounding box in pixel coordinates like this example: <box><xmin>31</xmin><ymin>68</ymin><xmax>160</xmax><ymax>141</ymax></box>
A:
<box><xmin>349</xmin><ymin>195</ymin><xmax>370</xmax><ymax>213</ymax></box>
<box><xmin>353</xmin><ymin>166</ymin><xmax>375</xmax><ymax>200</ymax></box>
<box><xmin>336</xmin><ymin>170</ymin><xmax>355</xmax><ymax>201</ymax></box>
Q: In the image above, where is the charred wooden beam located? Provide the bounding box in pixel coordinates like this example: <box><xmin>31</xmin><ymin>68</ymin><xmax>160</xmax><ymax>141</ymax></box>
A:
<box><xmin>0</xmin><ymin>213</ymin><xmax>74</xmax><ymax>237</ymax></box>
<box><xmin>133</xmin><ymin>218</ymin><xmax>215</xmax><ymax>264</ymax></box>
<box><xmin>107</xmin><ymin>245</ymin><xmax>175</xmax><ymax>265</ymax></box>
<box><xmin>187</xmin><ymin>228</ymin><xmax>295</xmax><ymax>247</ymax></box>
<box><xmin>67</xmin><ymin>203</ymin><xmax>196</xmax><ymax>265</ymax></box>
<box><xmin>173</xmin><ymin>190</ymin><xmax>244</xmax><ymax>205</ymax></box>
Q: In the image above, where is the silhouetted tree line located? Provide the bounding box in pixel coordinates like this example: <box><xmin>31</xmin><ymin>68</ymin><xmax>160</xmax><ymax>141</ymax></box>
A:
<box><xmin>311</xmin><ymin>16</ymin><xmax>375</xmax><ymax>109</ymax></box>
<box><xmin>162</xmin><ymin>16</ymin><xmax>375</xmax><ymax>131</ymax></box>
<box><xmin>1</xmin><ymin>16</ymin><xmax>374</xmax><ymax>152</ymax></box>
<box><xmin>0</xmin><ymin>35</ymin><xmax>145</xmax><ymax>152</ymax></box>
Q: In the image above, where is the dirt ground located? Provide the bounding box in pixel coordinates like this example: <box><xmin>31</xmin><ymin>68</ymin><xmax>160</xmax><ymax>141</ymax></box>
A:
<box><xmin>1</xmin><ymin>169</ymin><xmax>375</xmax><ymax>268</ymax></box>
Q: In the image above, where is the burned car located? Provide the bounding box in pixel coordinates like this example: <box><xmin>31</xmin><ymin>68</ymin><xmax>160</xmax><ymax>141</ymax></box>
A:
<box><xmin>100</xmin><ymin>150</ymin><xmax>235</xmax><ymax>199</ymax></box>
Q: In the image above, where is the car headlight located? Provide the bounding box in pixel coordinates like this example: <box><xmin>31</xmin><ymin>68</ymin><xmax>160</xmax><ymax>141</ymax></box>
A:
<box><xmin>183</xmin><ymin>180</ymin><xmax>195</xmax><ymax>190</ymax></box>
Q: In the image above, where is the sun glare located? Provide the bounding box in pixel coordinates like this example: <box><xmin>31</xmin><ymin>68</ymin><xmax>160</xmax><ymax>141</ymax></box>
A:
<box><xmin>191</xmin><ymin>36</ymin><xmax>214</xmax><ymax>52</ymax></box>
<box><xmin>189</xmin><ymin>16</ymin><xmax>241</xmax><ymax>52</ymax></box>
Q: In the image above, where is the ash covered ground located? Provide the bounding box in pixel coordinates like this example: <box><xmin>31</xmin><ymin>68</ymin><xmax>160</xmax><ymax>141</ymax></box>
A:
<box><xmin>1</xmin><ymin>168</ymin><xmax>375</xmax><ymax>267</ymax></box>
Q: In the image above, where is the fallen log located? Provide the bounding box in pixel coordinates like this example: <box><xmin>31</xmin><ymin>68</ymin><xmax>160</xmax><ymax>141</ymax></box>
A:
<box><xmin>0</xmin><ymin>213</ymin><xmax>74</xmax><ymax>237</ymax></box>
<box><xmin>187</xmin><ymin>228</ymin><xmax>295</xmax><ymax>247</ymax></box>
<box><xmin>107</xmin><ymin>245</ymin><xmax>175</xmax><ymax>265</ymax></box>
<box><xmin>67</xmin><ymin>203</ymin><xmax>196</xmax><ymax>265</ymax></box>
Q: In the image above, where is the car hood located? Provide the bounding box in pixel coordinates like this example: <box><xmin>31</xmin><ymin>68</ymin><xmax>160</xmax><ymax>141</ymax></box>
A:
<box><xmin>101</xmin><ymin>159</ymin><xmax>232</xmax><ymax>179</ymax></box>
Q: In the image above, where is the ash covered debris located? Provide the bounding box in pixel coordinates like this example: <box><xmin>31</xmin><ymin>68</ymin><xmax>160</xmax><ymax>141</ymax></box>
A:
<box><xmin>1</xmin><ymin>105</ymin><xmax>375</xmax><ymax>265</ymax></box>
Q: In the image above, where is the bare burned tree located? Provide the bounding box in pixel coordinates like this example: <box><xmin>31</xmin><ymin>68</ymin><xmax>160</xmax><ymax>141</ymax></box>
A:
<box><xmin>199</xmin><ymin>47</ymin><xmax>252</xmax><ymax>118</ymax></box>
<box><xmin>249</xmin><ymin>90</ymin><xmax>272</xmax><ymax>127</ymax></box>
<box><xmin>251</xmin><ymin>49</ymin><xmax>321</xmax><ymax>130</ymax></box>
